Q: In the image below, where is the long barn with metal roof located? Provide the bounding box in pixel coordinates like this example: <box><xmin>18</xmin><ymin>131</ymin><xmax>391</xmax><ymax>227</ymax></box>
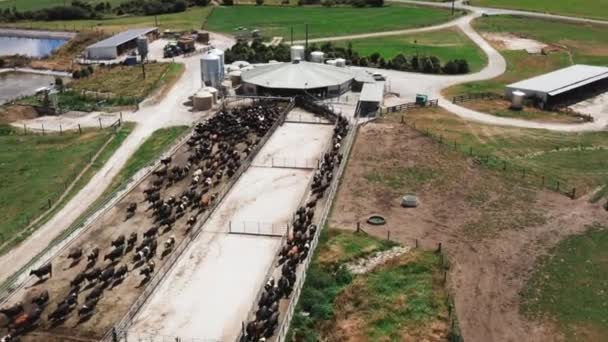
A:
<box><xmin>86</xmin><ymin>27</ymin><xmax>159</xmax><ymax>60</ymax></box>
<box><xmin>505</xmin><ymin>64</ymin><xmax>608</xmax><ymax>107</ymax></box>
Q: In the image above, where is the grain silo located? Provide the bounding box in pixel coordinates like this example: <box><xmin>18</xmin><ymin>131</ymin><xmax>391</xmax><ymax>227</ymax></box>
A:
<box><xmin>229</xmin><ymin>70</ymin><xmax>242</xmax><ymax>85</ymax></box>
<box><xmin>201</xmin><ymin>53</ymin><xmax>222</xmax><ymax>88</ymax></box>
<box><xmin>202</xmin><ymin>86</ymin><xmax>219</xmax><ymax>104</ymax></box>
<box><xmin>290</xmin><ymin>45</ymin><xmax>305</xmax><ymax>62</ymax></box>
<box><xmin>310</xmin><ymin>51</ymin><xmax>324</xmax><ymax>63</ymax></box>
<box><xmin>210</xmin><ymin>48</ymin><xmax>225</xmax><ymax>79</ymax></box>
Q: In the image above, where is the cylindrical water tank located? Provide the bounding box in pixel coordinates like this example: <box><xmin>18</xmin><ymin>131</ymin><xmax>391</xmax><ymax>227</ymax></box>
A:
<box><xmin>201</xmin><ymin>53</ymin><xmax>221</xmax><ymax>88</ymax></box>
<box><xmin>193</xmin><ymin>91</ymin><xmax>213</xmax><ymax>111</ymax></box>
<box><xmin>202</xmin><ymin>86</ymin><xmax>219</xmax><ymax>104</ymax></box>
<box><xmin>326</xmin><ymin>59</ymin><xmax>337</xmax><ymax>66</ymax></box>
<box><xmin>290</xmin><ymin>45</ymin><xmax>305</xmax><ymax>62</ymax></box>
<box><xmin>511</xmin><ymin>90</ymin><xmax>526</xmax><ymax>110</ymax></box>
<box><xmin>229</xmin><ymin>70</ymin><xmax>242</xmax><ymax>85</ymax></box>
<box><xmin>310</xmin><ymin>51</ymin><xmax>324</xmax><ymax>63</ymax></box>
<box><xmin>335</xmin><ymin>58</ymin><xmax>346</xmax><ymax>67</ymax></box>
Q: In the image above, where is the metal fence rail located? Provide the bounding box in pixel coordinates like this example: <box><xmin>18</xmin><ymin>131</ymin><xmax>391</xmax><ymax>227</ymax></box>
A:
<box><xmin>120</xmin><ymin>331</ymin><xmax>220</xmax><ymax>342</ymax></box>
<box><xmin>106</xmin><ymin>97</ymin><xmax>295</xmax><ymax>341</ymax></box>
<box><xmin>251</xmin><ymin>157</ymin><xmax>319</xmax><ymax>170</ymax></box>
<box><xmin>228</xmin><ymin>221</ymin><xmax>290</xmax><ymax>237</ymax></box>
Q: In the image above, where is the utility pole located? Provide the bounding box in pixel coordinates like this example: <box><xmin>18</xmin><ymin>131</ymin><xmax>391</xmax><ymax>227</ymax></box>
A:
<box><xmin>155</xmin><ymin>15</ymin><xmax>158</xmax><ymax>27</ymax></box>
<box><xmin>452</xmin><ymin>0</ymin><xmax>455</xmax><ymax>15</ymax></box>
<box><xmin>305</xmin><ymin>24</ymin><xmax>309</xmax><ymax>61</ymax></box>
<box><xmin>290</xmin><ymin>26</ymin><xmax>293</xmax><ymax>46</ymax></box>
<box><xmin>141</xmin><ymin>59</ymin><xmax>146</xmax><ymax>79</ymax></box>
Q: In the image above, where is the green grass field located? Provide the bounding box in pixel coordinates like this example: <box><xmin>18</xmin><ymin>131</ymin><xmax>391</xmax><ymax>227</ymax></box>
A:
<box><xmin>522</xmin><ymin>226</ymin><xmax>608</xmax><ymax>341</ymax></box>
<box><xmin>289</xmin><ymin>229</ymin><xmax>452</xmax><ymax>341</ymax></box>
<box><xmin>333</xmin><ymin>28</ymin><xmax>487</xmax><ymax>72</ymax></box>
<box><xmin>205</xmin><ymin>5</ymin><xmax>457</xmax><ymax>40</ymax></box>
<box><xmin>0</xmin><ymin>124</ymin><xmax>128</xmax><ymax>251</ymax></box>
<box><xmin>447</xmin><ymin>16</ymin><xmax>608</xmax><ymax>96</ymax></box>
<box><xmin>472</xmin><ymin>0</ymin><xmax>608</xmax><ymax>21</ymax></box>
<box><xmin>5</xmin><ymin>6</ymin><xmax>212</xmax><ymax>33</ymax></box>
<box><xmin>405</xmin><ymin>108</ymin><xmax>608</xmax><ymax>198</ymax></box>
<box><xmin>0</xmin><ymin>0</ymin><xmax>126</xmax><ymax>11</ymax></box>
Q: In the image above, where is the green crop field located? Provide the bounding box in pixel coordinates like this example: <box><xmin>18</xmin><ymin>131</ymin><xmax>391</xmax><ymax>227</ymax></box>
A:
<box><xmin>0</xmin><ymin>0</ymin><xmax>126</xmax><ymax>11</ymax></box>
<box><xmin>0</xmin><ymin>124</ymin><xmax>130</xmax><ymax>252</ymax></box>
<box><xmin>333</xmin><ymin>28</ymin><xmax>487</xmax><ymax>72</ymax></box>
<box><xmin>446</xmin><ymin>16</ymin><xmax>608</xmax><ymax>96</ymax></box>
<box><xmin>472</xmin><ymin>0</ymin><xmax>608</xmax><ymax>21</ymax></box>
<box><xmin>205</xmin><ymin>5</ymin><xmax>457</xmax><ymax>40</ymax></box>
<box><xmin>522</xmin><ymin>227</ymin><xmax>608</xmax><ymax>341</ymax></box>
<box><xmin>5</xmin><ymin>6</ymin><xmax>212</xmax><ymax>33</ymax></box>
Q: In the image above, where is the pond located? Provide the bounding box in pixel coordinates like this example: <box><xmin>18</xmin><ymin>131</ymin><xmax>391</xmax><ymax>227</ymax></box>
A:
<box><xmin>0</xmin><ymin>36</ymin><xmax>67</xmax><ymax>58</ymax></box>
<box><xmin>0</xmin><ymin>72</ymin><xmax>60</xmax><ymax>105</ymax></box>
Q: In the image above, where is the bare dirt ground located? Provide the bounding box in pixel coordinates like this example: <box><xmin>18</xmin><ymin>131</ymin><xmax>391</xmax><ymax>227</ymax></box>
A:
<box><xmin>482</xmin><ymin>32</ymin><xmax>548</xmax><ymax>54</ymax></box>
<box><xmin>128</xmin><ymin>120</ymin><xmax>334</xmax><ymax>341</ymax></box>
<box><xmin>329</xmin><ymin>114</ymin><xmax>608</xmax><ymax>342</ymax></box>
<box><xmin>0</xmin><ymin>105</ymin><xmax>38</xmax><ymax>124</ymax></box>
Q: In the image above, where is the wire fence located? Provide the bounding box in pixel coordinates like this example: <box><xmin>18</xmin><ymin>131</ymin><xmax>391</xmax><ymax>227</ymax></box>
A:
<box><xmin>118</xmin><ymin>331</ymin><xmax>220</xmax><ymax>342</ymax></box>
<box><xmin>105</xmin><ymin>97</ymin><xmax>295</xmax><ymax>342</ymax></box>
<box><xmin>380</xmin><ymin>99</ymin><xmax>438</xmax><ymax>114</ymax></box>
<box><xmin>402</xmin><ymin>119</ymin><xmax>578</xmax><ymax>199</ymax></box>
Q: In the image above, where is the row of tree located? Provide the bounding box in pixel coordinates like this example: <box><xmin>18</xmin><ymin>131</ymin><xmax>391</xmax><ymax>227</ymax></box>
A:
<box><xmin>226</xmin><ymin>40</ymin><xmax>469</xmax><ymax>75</ymax></box>
<box><xmin>0</xmin><ymin>0</ymin><xmax>208</xmax><ymax>22</ymax></box>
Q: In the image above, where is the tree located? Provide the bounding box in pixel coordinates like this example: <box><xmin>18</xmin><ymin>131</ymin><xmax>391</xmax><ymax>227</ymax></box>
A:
<box><xmin>54</xmin><ymin>77</ymin><xmax>64</xmax><ymax>91</ymax></box>
<box><xmin>366</xmin><ymin>0</ymin><xmax>383</xmax><ymax>7</ymax></box>
<box><xmin>322</xmin><ymin>0</ymin><xmax>335</xmax><ymax>6</ymax></box>
<box><xmin>456</xmin><ymin>59</ymin><xmax>469</xmax><ymax>74</ymax></box>
<box><xmin>87</xmin><ymin>65</ymin><xmax>94</xmax><ymax>75</ymax></box>
<box><xmin>442</xmin><ymin>60</ymin><xmax>459</xmax><ymax>74</ymax></box>
<box><xmin>369</xmin><ymin>52</ymin><xmax>381</xmax><ymax>64</ymax></box>
<box><xmin>410</xmin><ymin>55</ymin><xmax>419</xmax><ymax>71</ymax></box>
<box><xmin>358</xmin><ymin>57</ymin><xmax>368</xmax><ymax>67</ymax></box>
<box><xmin>72</xmin><ymin>70</ymin><xmax>81</xmax><ymax>79</ymax></box>
<box><xmin>80</xmin><ymin>68</ymin><xmax>90</xmax><ymax>78</ymax></box>
<box><xmin>351</xmin><ymin>0</ymin><xmax>366</xmax><ymax>7</ymax></box>
<box><xmin>174</xmin><ymin>0</ymin><xmax>188</xmax><ymax>12</ymax></box>
<box><xmin>223</xmin><ymin>0</ymin><xmax>234</xmax><ymax>5</ymax></box>
<box><xmin>256</xmin><ymin>0</ymin><xmax>264</xmax><ymax>5</ymax></box>
<box><xmin>378</xmin><ymin>57</ymin><xmax>386</xmax><ymax>68</ymax></box>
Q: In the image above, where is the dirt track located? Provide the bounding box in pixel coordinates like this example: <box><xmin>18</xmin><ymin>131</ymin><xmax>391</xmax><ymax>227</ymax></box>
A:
<box><xmin>329</xmin><ymin>118</ymin><xmax>608</xmax><ymax>342</ymax></box>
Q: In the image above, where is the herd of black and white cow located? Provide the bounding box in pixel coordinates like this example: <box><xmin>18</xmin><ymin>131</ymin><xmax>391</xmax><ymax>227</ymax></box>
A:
<box><xmin>243</xmin><ymin>116</ymin><xmax>349</xmax><ymax>342</ymax></box>
<box><xmin>0</xmin><ymin>103</ymin><xmax>282</xmax><ymax>342</ymax></box>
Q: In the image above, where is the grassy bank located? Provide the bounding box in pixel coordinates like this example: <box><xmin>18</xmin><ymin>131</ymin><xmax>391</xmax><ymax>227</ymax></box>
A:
<box><xmin>4</xmin><ymin>6</ymin><xmax>212</xmax><ymax>33</ymax></box>
<box><xmin>0</xmin><ymin>123</ymin><xmax>131</xmax><ymax>253</ymax></box>
<box><xmin>522</xmin><ymin>226</ymin><xmax>608</xmax><ymax>341</ymax></box>
<box><xmin>0</xmin><ymin>0</ymin><xmax>126</xmax><ymax>11</ymax></box>
<box><xmin>446</xmin><ymin>16</ymin><xmax>608</xmax><ymax>96</ymax></box>
<box><xmin>471</xmin><ymin>0</ymin><xmax>608</xmax><ymax>21</ymax></box>
<box><xmin>333</xmin><ymin>27</ymin><xmax>487</xmax><ymax>72</ymax></box>
<box><xmin>403</xmin><ymin>107</ymin><xmax>608</xmax><ymax>198</ymax></box>
<box><xmin>289</xmin><ymin>229</ymin><xmax>452</xmax><ymax>341</ymax></box>
<box><xmin>205</xmin><ymin>5</ymin><xmax>457</xmax><ymax>40</ymax></box>
<box><xmin>20</xmin><ymin>62</ymin><xmax>184</xmax><ymax>112</ymax></box>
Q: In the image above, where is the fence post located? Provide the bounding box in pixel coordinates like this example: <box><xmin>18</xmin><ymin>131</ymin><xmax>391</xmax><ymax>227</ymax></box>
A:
<box><xmin>78</xmin><ymin>123</ymin><xmax>82</xmax><ymax>135</ymax></box>
<box><xmin>23</xmin><ymin>123</ymin><xmax>27</xmax><ymax>135</ymax></box>
<box><xmin>42</xmin><ymin>124</ymin><xmax>45</xmax><ymax>135</ymax></box>
<box><xmin>503</xmin><ymin>161</ymin><xmax>507</xmax><ymax>171</ymax></box>
<box><xmin>571</xmin><ymin>188</ymin><xmax>576</xmax><ymax>199</ymax></box>
<box><xmin>437</xmin><ymin>242</ymin><xmax>442</xmax><ymax>253</ymax></box>
<box><xmin>469</xmin><ymin>147</ymin><xmax>472</xmax><ymax>156</ymax></box>
<box><xmin>59</xmin><ymin>124</ymin><xmax>63</xmax><ymax>135</ymax></box>
<box><xmin>522</xmin><ymin>168</ymin><xmax>526</xmax><ymax>178</ymax></box>
<box><xmin>356</xmin><ymin>221</ymin><xmax>360</xmax><ymax>233</ymax></box>
<box><xmin>542</xmin><ymin>175</ymin><xmax>545</xmax><ymax>187</ymax></box>
<box><xmin>386</xmin><ymin>230</ymin><xmax>390</xmax><ymax>241</ymax></box>
<box><xmin>99</xmin><ymin>117</ymin><xmax>103</xmax><ymax>129</ymax></box>
<box><xmin>48</xmin><ymin>199</ymin><xmax>51</xmax><ymax>209</ymax></box>
<box><xmin>557</xmin><ymin>181</ymin><xmax>560</xmax><ymax>192</ymax></box>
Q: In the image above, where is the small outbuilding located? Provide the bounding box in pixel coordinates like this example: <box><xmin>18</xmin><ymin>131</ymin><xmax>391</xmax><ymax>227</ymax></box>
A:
<box><xmin>86</xmin><ymin>27</ymin><xmax>159</xmax><ymax>60</ymax></box>
<box><xmin>505</xmin><ymin>64</ymin><xmax>608</xmax><ymax>108</ymax></box>
<box><xmin>357</xmin><ymin>82</ymin><xmax>385</xmax><ymax>116</ymax></box>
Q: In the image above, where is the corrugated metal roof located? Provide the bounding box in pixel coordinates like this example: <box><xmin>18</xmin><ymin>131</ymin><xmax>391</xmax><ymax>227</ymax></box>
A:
<box><xmin>507</xmin><ymin>64</ymin><xmax>608</xmax><ymax>97</ymax></box>
<box><xmin>354</xmin><ymin>70</ymin><xmax>375</xmax><ymax>83</ymax></box>
<box><xmin>359</xmin><ymin>82</ymin><xmax>384</xmax><ymax>102</ymax></box>
<box><xmin>241</xmin><ymin>61</ymin><xmax>355</xmax><ymax>89</ymax></box>
<box><xmin>87</xmin><ymin>27</ymin><xmax>158</xmax><ymax>49</ymax></box>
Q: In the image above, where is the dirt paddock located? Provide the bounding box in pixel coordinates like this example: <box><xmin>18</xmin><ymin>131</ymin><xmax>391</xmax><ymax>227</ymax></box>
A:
<box><xmin>1</xmin><ymin>101</ymin><xmax>290</xmax><ymax>341</ymax></box>
<box><xmin>329</xmin><ymin>115</ymin><xmax>608</xmax><ymax>342</ymax></box>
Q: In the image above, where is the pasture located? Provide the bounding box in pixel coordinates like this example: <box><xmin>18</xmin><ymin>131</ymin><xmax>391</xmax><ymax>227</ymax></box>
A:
<box><xmin>0</xmin><ymin>124</ymin><xmax>129</xmax><ymax>254</ymax></box>
<box><xmin>328</xmin><ymin>109</ymin><xmax>607</xmax><ymax>341</ymax></box>
<box><xmin>205</xmin><ymin>5</ymin><xmax>457</xmax><ymax>40</ymax></box>
<box><xmin>289</xmin><ymin>229</ymin><xmax>451</xmax><ymax>341</ymax></box>
<box><xmin>522</xmin><ymin>227</ymin><xmax>608</xmax><ymax>341</ymax></box>
<box><xmin>472</xmin><ymin>0</ymin><xmax>608</xmax><ymax>21</ymax></box>
<box><xmin>401</xmin><ymin>107</ymin><xmax>608</xmax><ymax>199</ymax></box>
<box><xmin>332</xmin><ymin>27</ymin><xmax>487</xmax><ymax>72</ymax></box>
<box><xmin>5</xmin><ymin>6</ymin><xmax>212</xmax><ymax>33</ymax></box>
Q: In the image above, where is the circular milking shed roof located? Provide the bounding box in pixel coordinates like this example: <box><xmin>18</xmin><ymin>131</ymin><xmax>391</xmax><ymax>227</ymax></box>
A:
<box><xmin>240</xmin><ymin>61</ymin><xmax>355</xmax><ymax>90</ymax></box>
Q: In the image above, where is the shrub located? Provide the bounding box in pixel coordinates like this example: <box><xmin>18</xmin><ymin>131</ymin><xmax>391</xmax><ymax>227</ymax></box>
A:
<box><xmin>54</xmin><ymin>77</ymin><xmax>64</xmax><ymax>90</ymax></box>
<box><xmin>80</xmin><ymin>68</ymin><xmax>90</xmax><ymax>78</ymax></box>
<box><xmin>72</xmin><ymin>70</ymin><xmax>81</xmax><ymax>79</ymax></box>
<box><xmin>456</xmin><ymin>59</ymin><xmax>469</xmax><ymax>74</ymax></box>
<box><xmin>223</xmin><ymin>0</ymin><xmax>234</xmax><ymax>5</ymax></box>
<box><xmin>322</xmin><ymin>0</ymin><xmax>335</xmax><ymax>6</ymax></box>
<box><xmin>351</xmin><ymin>0</ymin><xmax>366</xmax><ymax>7</ymax></box>
<box><xmin>86</xmin><ymin>65</ymin><xmax>94</xmax><ymax>75</ymax></box>
<box><xmin>442</xmin><ymin>60</ymin><xmax>459</xmax><ymax>74</ymax></box>
<box><xmin>193</xmin><ymin>0</ymin><xmax>210</xmax><ymax>5</ymax></box>
<box><xmin>256</xmin><ymin>0</ymin><xmax>264</xmax><ymax>5</ymax></box>
<box><xmin>366</xmin><ymin>0</ymin><xmax>383</xmax><ymax>6</ymax></box>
